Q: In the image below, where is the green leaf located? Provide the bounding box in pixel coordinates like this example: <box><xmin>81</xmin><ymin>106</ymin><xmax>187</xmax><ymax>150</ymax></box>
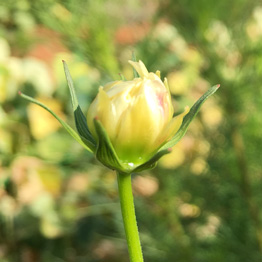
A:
<box><xmin>94</xmin><ymin>119</ymin><xmax>125</xmax><ymax>172</ymax></box>
<box><xmin>160</xmin><ymin>84</ymin><xmax>220</xmax><ymax>150</ymax></box>
<box><xmin>63</xmin><ymin>60</ymin><xmax>96</xmax><ymax>151</ymax></box>
<box><xmin>133</xmin><ymin>149</ymin><xmax>171</xmax><ymax>173</ymax></box>
<box><xmin>19</xmin><ymin>92</ymin><xmax>92</xmax><ymax>152</ymax></box>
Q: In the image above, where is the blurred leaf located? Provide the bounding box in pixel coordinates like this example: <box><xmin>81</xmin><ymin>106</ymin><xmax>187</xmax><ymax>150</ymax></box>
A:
<box><xmin>19</xmin><ymin>92</ymin><xmax>92</xmax><ymax>151</ymax></box>
<box><xmin>27</xmin><ymin>97</ymin><xmax>65</xmax><ymax>139</ymax></box>
<box><xmin>37</xmin><ymin>165</ymin><xmax>62</xmax><ymax>196</ymax></box>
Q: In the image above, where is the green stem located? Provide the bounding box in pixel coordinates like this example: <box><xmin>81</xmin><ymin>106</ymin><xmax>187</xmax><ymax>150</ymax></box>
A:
<box><xmin>117</xmin><ymin>172</ymin><xmax>144</xmax><ymax>262</ymax></box>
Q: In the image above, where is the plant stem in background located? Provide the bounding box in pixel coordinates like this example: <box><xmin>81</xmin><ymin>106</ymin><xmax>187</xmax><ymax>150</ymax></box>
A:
<box><xmin>117</xmin><ymin>172</ymin><xmax>144</xmax><ymax>262</ymax></box>
<box><xmin>231</xmin><ymin>127</ymin><xmax>262</xmax><ymax>251</ymax></box>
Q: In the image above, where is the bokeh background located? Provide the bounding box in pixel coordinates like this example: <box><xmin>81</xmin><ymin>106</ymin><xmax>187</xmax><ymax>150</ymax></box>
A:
<box><xmin>0</xmin><ymin>0</ymin><xmax>262</xmax><ymax>261</ymax></box>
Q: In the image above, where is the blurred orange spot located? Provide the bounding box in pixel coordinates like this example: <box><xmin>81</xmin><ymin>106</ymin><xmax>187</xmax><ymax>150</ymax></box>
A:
<box><xmin>133</xmin><ymin>175</ymin><xmax>159</xmax><ymax>197</ymax></box>
<box><xmin>27</xmin><ymin>26</ymin><xmax>68</xmax><ymax>66</ymax></box>
<box><xmin>67</xmin><ymin>173</ymin><xmax>89</xmax><ymax>192</ymax></box>
<box><xmin>115</xmin><ymin>22</ymin><xmax>151</xmax><ymax>45</ymax></box>
<box><xmin>93</xmin><ymin>240</ymin><xmax>116</xmax><ymax>259</ymax></box>
<box><xmin>179</xmin><ymin>203</ymin><xmax>200</xmax><ymax>218</ymax></box>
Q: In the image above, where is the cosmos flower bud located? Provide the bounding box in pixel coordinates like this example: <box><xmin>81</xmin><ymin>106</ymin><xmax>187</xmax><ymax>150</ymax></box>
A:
<box><xmin>20</xmin><ymin>59</ymin><xmax>219</xmax><ymax>173</ymax></box>
<box><xmin>87</xmin><ymin>60</ymin><xmax>189</xmax><ymax>168</ymax></box>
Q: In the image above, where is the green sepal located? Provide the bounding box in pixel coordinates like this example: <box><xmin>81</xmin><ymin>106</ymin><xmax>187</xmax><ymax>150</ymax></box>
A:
<box><xmin>94</xmin><ymin>119</ymin><xmax>125</xmax><ymax>172</ymax></box>
<box><xmin>119</xmin><ymin>73</ymin><xmax>126</xmax><ymax>81</ymax></box>
<box><xmin>19</xmin><ymin>92</ymin><xmax>93</xmax><ymax>152</ymax></box>
<box><xmin>74</xmin><ymin>106</ymin><xmax>96</xmax><ymax>151</ymax></box>
<box><xmin>133</xmin><ymin>149</ymin><xmax>171</xmax><ymax>173</ymax></box>
<box><xmin>63</xmin><ymin>60</ymin><xmax>96</xmax><ymax>152</ymax></box>
<box><xmin>160</xmin><ymin>84</ymin><xmax>220</xmax><ymax>151</ymax></box>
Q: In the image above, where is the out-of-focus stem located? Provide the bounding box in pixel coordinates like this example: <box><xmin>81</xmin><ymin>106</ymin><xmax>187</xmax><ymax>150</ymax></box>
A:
<box><xmin>231</xmin><ymin>128</ymin><xmax>262</xmax><ymax>251</ymax></box>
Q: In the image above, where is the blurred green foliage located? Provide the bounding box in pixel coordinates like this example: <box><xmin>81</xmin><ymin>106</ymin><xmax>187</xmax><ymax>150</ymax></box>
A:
<box><xmin>0</xmin><ymin>0</ymin><xmax>262</xmax><ymax>261</ymax></box>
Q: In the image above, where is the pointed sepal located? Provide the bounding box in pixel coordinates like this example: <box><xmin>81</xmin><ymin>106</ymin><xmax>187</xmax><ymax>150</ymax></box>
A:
<box><xmin>63</xmin><ymin>60</ymin><xmax>96</xmax><ymax>151</ymax></box>
<box><xmin>94</xmin><ymin>119</ymin><xmax>126</xmax><ymax>172</ymax></box>
<box><xmin>19</xmin><ymin>92</ymin><xmax>93</xmax><ymax>152</ymax></box>
<box><xmin>133</xmin><ymin>149</ymin><xmax>171</xmax><ymax>173</ymax></box>
<box><xmin>160</xmin><ymin>84</ymin><xmax>220</xmax><ymax>150</ymax></box>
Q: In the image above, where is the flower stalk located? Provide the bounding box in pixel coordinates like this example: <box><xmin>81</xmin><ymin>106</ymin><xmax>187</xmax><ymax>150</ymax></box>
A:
<box><xmin>117</xmin><ymin>172</ymin><xmax>144</xmax><ymax>262</ymax></box>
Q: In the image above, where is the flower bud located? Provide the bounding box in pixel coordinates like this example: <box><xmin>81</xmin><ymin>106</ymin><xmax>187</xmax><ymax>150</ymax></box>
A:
<box><xmin>87</xmin><ymin>60</ymin><xmax>188</xmax><ymax>168</ymax></box>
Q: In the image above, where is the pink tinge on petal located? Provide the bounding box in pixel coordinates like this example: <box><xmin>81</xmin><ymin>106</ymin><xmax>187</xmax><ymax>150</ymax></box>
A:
<box><xmin>154</xmin><ymin>86</ymin><xmax>171</xmax><ymax>119</ymax></box>
<box><xmin>156</xmin><ymin>92</ymin><xmax>166</xmax><ymax>117</ymax></box>
<box><xmin>156</xmin><ymin>91</ymin><xmax>164</xmax><ymax>108</ymax></box>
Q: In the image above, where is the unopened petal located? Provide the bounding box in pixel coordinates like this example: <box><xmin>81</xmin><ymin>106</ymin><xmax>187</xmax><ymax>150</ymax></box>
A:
<box><xmin>87</xmin><ymin>87</ymin><xmax>116</xmax><ymax>139</ymax></box>
<box><xmin>156</xmin><ymin>106</ymin><xmax>190</xmax><ymax>146</ymax></box>
<box><xmin>128</xmin><ymin>60</ymin><xmax>149</xmax><ymax>78</ymax></box>
<box><xmin>115</xmin><ymin>86</ymin><xmax>164</xmax><ymax>163</ymax></box>
<box><xmin>155</xmin><ymin>70</ymin><xmax>161</xmax><ymax>78</ymax></box>
<box><xmin>86</xmin><ymin>59</ymin><xmax>177</xmax><ymax>166</ymax></box>
<box><xmin>103</xmin><ymin>80</ymin><xmax>122</xmax><ymax>91</ymax></box>
<box><xmin>163</xmin><ymin>78</ymin><xmax>174</xmax><ymax>119</ymax></box>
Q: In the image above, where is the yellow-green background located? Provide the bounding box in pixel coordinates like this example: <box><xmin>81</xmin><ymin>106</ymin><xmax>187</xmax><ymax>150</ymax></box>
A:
<box><xmin>0</xmin><ymin>0</ymin><xmax>261</xmax><ymax>261</ymax></box>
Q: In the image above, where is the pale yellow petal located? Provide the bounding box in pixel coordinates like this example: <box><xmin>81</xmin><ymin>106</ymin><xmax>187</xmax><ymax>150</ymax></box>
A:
<box><xmin>106</xmin><ymin>80</ymin><xmax>135</xmax><ymax>99</ymax></box>
<box><xmin>144</xmin><ymin>78</ymin><xmax>173</xmax><ymax>121</ymax></box>
<box><xmin>87</xmin><ymin>87</ymin><xmax>115</xmax><ymax>139</ymax></box>
<box><xmin>103</xmin><ymin>80</ymin><xmax>122</xmax><ymax>91</ymax></box>
<box><xmin>156</xmin><ymin>106</ymin><xmax>190</xmax><ymax>146</ymax></box>
<box><xmin>115</xmin><ymin>85</ymin><xmax>164</xmax><ymax>161</ymax></box>
<box><xmin>155</xmin><ymin>70</ymin><xmax>161</xmax><ymax>78</ymax></box>
<box><xmin>164</xmin><ymin>77</ymin><xmax>169</xmax><ymax>91</ymax></box>
<box><xmin>128</xmin><ymin>60</ymin><xmax>148</xmax><ymax>78</ymax></box>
